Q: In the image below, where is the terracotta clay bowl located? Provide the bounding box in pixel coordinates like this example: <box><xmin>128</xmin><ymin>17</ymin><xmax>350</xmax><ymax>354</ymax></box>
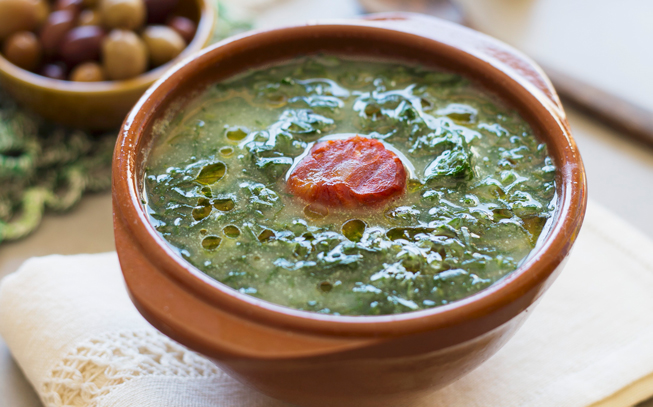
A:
<box><xmin>0</xmin><ymin>0</ymin><xmax>215</xmax><ymax>131</ymax></box>
<box><xmin>112</xmin><ymin>13</ymin><xmax>587</xmax><ymax>407</ymax></box>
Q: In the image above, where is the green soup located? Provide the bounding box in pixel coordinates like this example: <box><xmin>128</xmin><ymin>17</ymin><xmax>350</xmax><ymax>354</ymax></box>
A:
<box><xmin>144</xmin><ymin>56</ymin><xmax>556</xmax><ymax>316</ymax></box>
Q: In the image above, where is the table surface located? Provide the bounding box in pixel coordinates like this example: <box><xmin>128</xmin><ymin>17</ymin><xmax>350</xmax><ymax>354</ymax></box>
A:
<box><xmin>2</xmin><ymin>0</ymin><xmax>653</xmax><ymax>405</ymax></box>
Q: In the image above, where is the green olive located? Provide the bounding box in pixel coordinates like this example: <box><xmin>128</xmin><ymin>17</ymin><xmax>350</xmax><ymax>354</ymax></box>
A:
<box><xmin>79</xmin><ymin>9</ymin><xmax>101</xmax><ymax>26</ymax></box>
<box><xmin>2</xmin><ymin>31</ymin><xmax>42</xmax><ymax>71</ymax></box>
<box><xmin>0</xmin><ymin>0</ymin><xmax>41</xmax><ymax>40</ymax></box>
<box><xmin>101</xmin><ymin>29</ymin><xmax>147</xmax><ymax>80</ymax></box>
<box><xmin>70</xmin><ymin>61</ymin><xmax>105</xmax><ymax>81</ymax></box>
<box><xmin>100</xmin><ymin>0</ymin><xmax>145</xmax><ymax>30</ymax></box>
<box><xmin>141</xmin><ymin>25</ymin><xmax>185</xmax><ymax>67</ymax></box>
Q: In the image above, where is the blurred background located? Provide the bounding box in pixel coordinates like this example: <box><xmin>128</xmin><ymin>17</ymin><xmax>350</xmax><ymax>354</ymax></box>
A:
<box><xmin>1</xmin><ymin>0</ymin><xmax>652</xmax><ymax>406</ymax></box>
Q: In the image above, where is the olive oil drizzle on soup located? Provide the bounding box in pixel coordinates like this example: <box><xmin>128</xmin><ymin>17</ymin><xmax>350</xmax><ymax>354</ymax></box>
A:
<box><xmin>144</xmin><ymin>56</ymin><xmax>557</xmax><ymax>316</ymax></box>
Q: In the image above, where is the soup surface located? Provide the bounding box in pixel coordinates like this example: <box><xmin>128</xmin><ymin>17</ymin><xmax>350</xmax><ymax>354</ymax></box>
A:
<box><xmin>144</xmin><ymin>56</ymin><xmax>556</xmax><ymax>316</ymax></box>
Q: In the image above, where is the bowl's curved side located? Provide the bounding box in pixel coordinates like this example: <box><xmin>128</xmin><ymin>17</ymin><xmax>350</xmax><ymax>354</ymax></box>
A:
<box><xmin>113</xmin><ymin>208</ymin><xmax>380</xmax><ymax>360</ymax></box>
<box><xmin>112</xmin><ymin>12</ymin><xmax>587</xmax><ymax>405</ymax></box>
<box><xmin>115</xmin><ymin>206</ymin><xmax>570</xmax><ymax>407</ymax></box>
<box><xmin>215</xmin><ymin>311</ymin><xmax>531</xmax><ymax>407</ymax></box>
<box><xmin>0</xmin><ymin>0</ymin><xmax>216</xmax><ymax>131</ymax></box>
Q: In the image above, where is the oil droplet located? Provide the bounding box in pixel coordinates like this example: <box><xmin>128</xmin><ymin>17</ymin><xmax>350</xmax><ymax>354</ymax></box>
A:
<box><xmin>214</xmin><ymin>198</ymin><xmax>235</xmax><ymax>211</ymax></box>
<box><xmin>319</xmin><ymin>281</ymin><xmax>333</xmax><ymax>292</ymax></box>
<box><xmin>200</xmin><ymin>229</ymin><xmax>208</xmax><ymax>235</ymax></box>
<box><xmin>266</xmin><ymin>93</ymin><xmax>287</xmax><ymax>108</ymax></box>
<box><xmin>402</xmin><ymin>258</ymin><xmax>421</xmax><ymax>272</ymax></box>
<box><xmin>225</xmin><ymin>127</ymin><xmax>248</xmax><ymax>141</ymax></box>
<box><xmin>341</xmin><ymin>219</ymin><xmax>366</xmax><ymax>242</ymax></box>
<box><xmin>223</xmin><ymin>225</ymin><xmax>241</xmax><ymax>238</ymax></box>
<box><xmin>521</xmin><ymin>215</ymin><xmax>547</xmax><ymax>245</ymax></box>
<box><xmin>304</xmin><ymin>203</ymin><xmax>328</xmax><ymax>220</ymax></box>
<box><xmin>364</xmin><ymin>103</ymin><xmax>380</xmax><ymax>116</ymax></box>
<box><xmin>196</xmin><ymin>162</ymin><xmax>226</xmax><ymax>185</ymax></box>
<box><xmin>202</xmin><ymin>236</ymin><xmax>222</xmax><ymax>250</ymax></box>
<box><xmin>219</xmin><ymin>146</ymin><xmax>234</xmax><ymax>157</ymax></box>
<box><xmin>436</xmin><ymin>104</ymin><xmax>477</xmax><ymax>123</ymax></box>
<box><xmin>447</xmin><ymin>112</ymin><xmax>473</xmax><ymax>122</ymax></box>
<box><xmin>258</xmin><ymin>229</ymin><xmax>276</xmax><ymax>242</ymax></box>
<box><xmin>407</xmin><ymin>179</ymin><xmax>424</xmax><ymax>193</ymax></box>
<box><xmin>200</xmin><ymin>186</ymin><xmax>212</xmax><ymax>197</ymax></box>
<box><xmin>192</xmin><ymin>205</ymin><xmax>212</xmax><ymax>221</ymax></box>
<box><xmin>493</xmin><ymin>208</ymin><xmax>513</xmax><ymax>220</ymax></box>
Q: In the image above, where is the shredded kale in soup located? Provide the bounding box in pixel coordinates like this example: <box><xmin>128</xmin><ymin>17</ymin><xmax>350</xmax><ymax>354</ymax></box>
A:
<box><xmin>144</xmin><ymin>56</ymin><xmax>557</xmax><ymax>316</ymax></box>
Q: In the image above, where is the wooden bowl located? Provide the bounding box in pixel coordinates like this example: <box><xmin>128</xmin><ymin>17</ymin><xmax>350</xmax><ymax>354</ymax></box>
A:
<box><xmin>112</xmin><ymin>13</ymin><xmax>587</xmax><ymax>407</ymax></box>
<box><xmin>0</xmin><ymin>0</ymin><xmax>215</xmax><ymax>131</ymax></box>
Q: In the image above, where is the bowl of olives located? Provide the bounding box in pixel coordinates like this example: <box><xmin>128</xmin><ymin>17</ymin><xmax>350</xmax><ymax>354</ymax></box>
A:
<box><xmin>0</xmin><ymin>0</ymin><xmax>215</xmax><ymax>130</ymax></box>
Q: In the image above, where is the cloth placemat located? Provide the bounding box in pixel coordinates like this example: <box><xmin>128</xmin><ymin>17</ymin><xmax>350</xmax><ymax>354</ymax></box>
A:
<box><xmin>1</xmin><ymin>199</ymin><xmax>653</xmax><ymax>407</ymax></box>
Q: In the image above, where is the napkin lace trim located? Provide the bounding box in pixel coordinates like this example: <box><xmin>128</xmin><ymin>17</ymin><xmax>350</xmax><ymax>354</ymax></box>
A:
<box><xmin>41</xmin><ymin>330</ymin><xmax>221</xmax><ymax>407</ymax></box>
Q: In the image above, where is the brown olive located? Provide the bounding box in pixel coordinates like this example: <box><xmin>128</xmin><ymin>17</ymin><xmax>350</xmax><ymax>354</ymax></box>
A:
<box><xmin>79</xmin><ymin>9</ymin><xmax>101</xmax><ymax>26</ymax></box>
<box><xmin>70</xmin><ymin>61</ymin><xmax>105</xmax><ymax>81</ymax></box>
<box><xmin>142</xmin><ymin>25</ymin><xmax>184</xmax><ymax>67</ymax></box>
<box><xmin>167</xmin><ymin>16</ymin><xmax>195</xmax><ymax>43</ymax></box>
<box><xmin>0</xmin><ymin>0</ymin><xmax>41</xmax><ymax>40</ymax></box>
<box><xmin>100</xmin><ymin>0</ymin><xmax>145</xmax><ymax>31</ymax></box>
<box><xmin>53</xmin><ymin>0</ymin><xmax>82</xmax><ymax>15</ymax></box>
<box><xmin>143</xmin><ymin>0</ymin><xmax>178</xmax><ymax>24</ymax></box>
<box><xmin>40</xmin><ymin>62</ymin><xmax>66</xmax><ymax>80</ymax></box>
<box><xmin>2</xmin><ymin>31</ymin><xmax>42</xmax><ymax>71</ymax></box>
<box><xmin>82</xmin><ymin>0</ymin><xmax>98</xmax><ymax>6</ymax></box>
<box><xmin>39</xmin><ymin>10</ymin><xmax>76</xmax><ymax>55</ymax></box>
<box><xmin>101</xmin><ymin>29</ymin><xmax>147</xmax><ymax>80</ymax></box>
<box><xmin>59</xmin><ymin>25</ymin><xmax>104</xmax><ymax>67</ymax></box>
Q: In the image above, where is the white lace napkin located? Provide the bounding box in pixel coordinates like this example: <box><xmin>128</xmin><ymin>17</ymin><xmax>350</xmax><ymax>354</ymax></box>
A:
<box><xmin>1</xmin><ymin>200</ymin><xmax>653</xmax><ymax>407</ymax></box>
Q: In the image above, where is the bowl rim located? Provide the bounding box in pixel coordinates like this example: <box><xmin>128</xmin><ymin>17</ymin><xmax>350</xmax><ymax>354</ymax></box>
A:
<box><xmin>0</xmin><ymin>0</ymin><xmax>216</xmax><ymax>94</ymax></box>
<box><xmin>113</xmin><ymin>14</ymin><xmax>587</xmax><ymax>338</ymax></box>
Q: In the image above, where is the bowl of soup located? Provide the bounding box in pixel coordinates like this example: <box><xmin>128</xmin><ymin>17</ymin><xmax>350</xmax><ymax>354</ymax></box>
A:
<box><xmin>112</xmin><ymin>13</ymin><xmax>587</xmax><ymax>407</ymax></box>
